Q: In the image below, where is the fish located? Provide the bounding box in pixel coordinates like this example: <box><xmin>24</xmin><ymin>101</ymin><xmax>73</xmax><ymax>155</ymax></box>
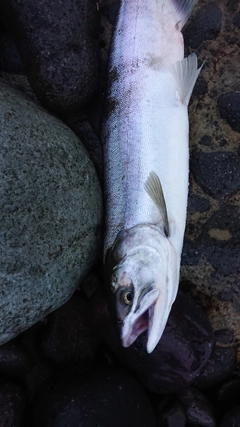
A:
<box><xmin>102</xmin><ymin>0</ymin><xmax>202</xmax><ymax>353</ymax></box>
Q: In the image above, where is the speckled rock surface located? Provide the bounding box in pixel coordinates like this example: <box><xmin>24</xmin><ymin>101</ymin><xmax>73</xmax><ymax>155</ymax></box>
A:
<box><xmin>0</xmin><ymin>0</ymin><xmax>100</xmax><ymax>113</ymax></box>
<box><xmin>0</xmin><ymin>81</ymin><xmax>102</xmax><ymax>344</ymax></box>
<box><xmin>184</xmin><ymin>2</ymin><xmax>222</xmax><ymax>49</ymax></box>
<box><xmin>218</xmin><ymin>93</ymin><xmax>240</xmax><ymax>133</ymax></box>
<box><xmin>180</xmin><ymin>0</ymin><xmax>240</xmax><ymax>363</ymax></box>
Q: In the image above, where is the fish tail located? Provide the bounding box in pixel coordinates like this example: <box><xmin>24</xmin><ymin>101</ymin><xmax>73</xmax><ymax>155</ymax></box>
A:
<box><xmin>172</xmin><ymin>0</ymin><xmax>198</xmax><ymax>29</ymax></box>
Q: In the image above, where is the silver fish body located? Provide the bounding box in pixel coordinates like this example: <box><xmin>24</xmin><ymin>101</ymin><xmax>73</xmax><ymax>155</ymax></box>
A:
<box><xmin>103</xmin><ymin>0</ymin><xmax>201</xmax><ymax>353</ymax></box>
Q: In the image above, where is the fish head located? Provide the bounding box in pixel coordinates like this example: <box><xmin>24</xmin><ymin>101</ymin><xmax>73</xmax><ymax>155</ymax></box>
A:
<box><xmin>107</xmin><ymin>226</ymin><xmax>180</xmax><ymax>353</ymax></box>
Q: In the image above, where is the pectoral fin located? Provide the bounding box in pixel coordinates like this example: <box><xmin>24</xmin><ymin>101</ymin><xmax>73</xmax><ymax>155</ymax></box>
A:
<box><xmin>172</xmin><ymin>0</ymin><xmax>198</xmax><ymax>30</ymax></box>
<box><xmin>144</xmin><ymin>171</ymin><xmax>169</xmax><ymax>237</ymax></box>
<box><xmin>170</xmin><ymin>53</ymin><xmax>203</xmax><ymax>106</ymax></box>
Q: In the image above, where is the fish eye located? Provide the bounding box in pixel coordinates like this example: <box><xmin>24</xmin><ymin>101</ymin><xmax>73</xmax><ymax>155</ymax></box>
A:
<box><xmin>123</xmin><ymin>291</ymin><xmax>133</xmax><ymax>305</ymax></box>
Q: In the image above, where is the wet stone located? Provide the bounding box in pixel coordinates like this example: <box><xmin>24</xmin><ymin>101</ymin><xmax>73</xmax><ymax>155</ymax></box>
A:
<box><xmin>226</xmin><ymin>0</ymin><xmax>239</xmax><ymax>13</ymax></box>
<box><xmin>194</xmin><ymin>331</ymin><xmax>237</xmax><ymax>389</ymax></box>
<box><xmin>183</xmin><ymin>2</ymin><xmax>222</xmax><ymax>49</ymax></box>
<box><xmin>233</xmin><ymin>11</ymin><xmax>240</xmax><ymax>29</ymax></box>
<box><xmin>157</xmin><ymin>401</ymin><xmax>186</xmax><ymax>427</ymax></box>
<box><xmin>199</xmin><ymin>205</ymin><xmax>240</xmax><ymax>276</ymax></box>
<box><xmin>0</xmin><ymin>341</ymin><xmax>33</xmax><ymax>377</ymax></box>
<box><xmin>188</xmin><ymin>194</ymin><xmax>211</xmax><ymax>215</ymax></box>
<box><xmin>218</xmin><ymin>138</ymin><xmax>228</xmax><ymax>147</ymax></box>
<box><xmin>191</xmin><ymin>150</ymin><xmax>240</xmax><ymax>200</ymax></box>
<box><xmin>0</xmin><ymin>0</ymin><xmax>100</xmax><ymax>113</ymax></box>
<box><xmin>91</xmin><ymin>291</ymin><xmax>214</xmax><ymax>394</ymax></box>
<box><xmin>220</xmin><ymin>407</ymin><xmax>240</xmax><ymax>427</ymax></box>
<box><xmin>218</xmin><ymin>93</ymin><xmax>240</xmax><ymax>133</ymax></box>
<box><xmin>0</xmin><ymin>380</ymin><xmax>27</xmax><ymax>426</ymax></box>
<box><xmin>199</xmin><ymin>135</ymin><xmax>213</xmax><ymax>147</ymax></box>
<box><xmin>192</xmin><ymin>75</ymin><xmax>208</xmax><ymax>99</ymax></box>
<box><xmin>40</xmin><ymin>292</ymin><xmax>100</xmax><ymax>365</ymax></box>
<box><xmin>0</xmin><ymin>30</ymin><xmax>23</xmax><ymax>74</ymax></box>
<box><xmin>217</xmin><ymin>375</ymin><xmax>240</xmax><ymax>406</ymax></box>
<box><xmin>181</xmin><ymin>239</ymin><xmax>201</xmax><ymax>266</ymax></box>
<box><xmin>214</xmin><ymin>329</ymin><xmax>234</xmax><ymax>345</ymax></box>
<box><xmin>0</xmin><ymin>81</ymin><xmax>102</xmax><ymax>344</ymax></box>
<box><xmin>29</xmin><ymin>368</ymin><xmax>157</xmax><ymax>427</ymax></box>
<box><xmin>178</xmin><ymin>387</ymin><xmax>216</xmax><ymax>427</ymax></box>
<box><xmin>65</xmin><ymin>118</ymin><xmax>103</xmax><ymax>184</ymax></box>
<box><xmin>100</xmin><ymin>0</ymin><xmax>120</xmax><ymax>26</ymax></box>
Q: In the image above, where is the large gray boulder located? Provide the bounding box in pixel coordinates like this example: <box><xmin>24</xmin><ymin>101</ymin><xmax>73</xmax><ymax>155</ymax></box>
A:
<box><xmin>0</xmin><ymin>81</ymin><xmax>102</xmax><ymax>344</ymax></box>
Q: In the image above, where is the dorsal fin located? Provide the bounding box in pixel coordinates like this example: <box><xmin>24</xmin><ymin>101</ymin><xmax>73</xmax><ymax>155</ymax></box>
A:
<box><xmin>144</xmin><ymin>171</ymin><xmax>169</xmax><ymax>237</ymax></box>
<box><xmin>170</xmin><ymin>53</ymin><xmax>203</xmax><ymax>106</ymax></box>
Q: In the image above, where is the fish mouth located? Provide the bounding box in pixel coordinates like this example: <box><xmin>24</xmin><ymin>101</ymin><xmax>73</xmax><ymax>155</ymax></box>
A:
<box><xmin>121</xmin><ymin>285</ymin><xmax>171</xmax><ymax>353</ymax></box>
<box><xmin>121</xmin><ymin>289</ymin><xmax>159</xmax><ymax>349</ymax></box>
<box><xmin>121</xmin><ymin>304</ymin><xmax>155</xmax><ymax>348</ymax></box>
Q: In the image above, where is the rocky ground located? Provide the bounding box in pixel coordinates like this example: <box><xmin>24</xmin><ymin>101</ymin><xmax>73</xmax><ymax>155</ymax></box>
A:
<box><xmin>0</xmin><ymin>0</ymin><xmax>239</xmax><ymax>426</ymax></box>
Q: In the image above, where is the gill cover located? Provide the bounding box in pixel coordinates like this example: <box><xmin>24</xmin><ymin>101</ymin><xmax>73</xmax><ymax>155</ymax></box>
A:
<box><xmin>106</xmin><ymin>224</ymin><xmax>180</xmax><ymax>353</ymax></box>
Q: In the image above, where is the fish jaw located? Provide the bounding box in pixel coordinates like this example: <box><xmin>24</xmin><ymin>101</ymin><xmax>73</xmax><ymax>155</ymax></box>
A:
<box><xmin>146</xmin><ymin>290</ymin><xmax>170</xmax><ymax>354</ymax></box>
<box><xmin>121</xmin><ymin>288</ymin><xmax>160</xmax><ymax>348</ymax></box>
<box><xmin>121</xmin><ymin>284</ymin><xmax>174</xmax><ymax>353</ymax></box>
<box><xmin>107</xmin><ymin>224</ymin><xmax>181</xmax><ymax>353</ymax></box>
<box><xmin>147</xmin><ymin>242</ymin><xmax>180</xmax><ymax>353</ymax></box>
<box><xmin>120</xmin><ymin>281</ymin><xmax>172</xmax><ymax>353</ymax></box>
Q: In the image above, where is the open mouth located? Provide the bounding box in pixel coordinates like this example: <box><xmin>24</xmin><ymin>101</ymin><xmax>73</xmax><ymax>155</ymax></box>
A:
<box><xmin>121</xmin><ymin>302</ymin><xmax>156</xmax><ymax>348</ymax></box>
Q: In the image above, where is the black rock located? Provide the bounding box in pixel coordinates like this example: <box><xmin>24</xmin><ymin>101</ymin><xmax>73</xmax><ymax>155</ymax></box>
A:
<box><xmin>183</xmin><ymin>3</ymin><xmax>222</xmax><ymax>49</ymax></box>
<box><xmin>217</xmin><ymin>375</ymin><xmax>240</xmax><ymax>406</ymax></box>
<box><xmin>188</xmin><ymin>194</ymin><xmax>210</xmax><ymax>215</ymax></box>
<box><xmin>0</xmin><ymin>30</ymin><xmax>23</xmax><ymax>74</ymax></box>
<box><xmin>199</xmin><ymin>205</ymin><xmax>240</xmax><ymax>276</ymax></box>
<box><xmin>0</xmin><ymin>341</ymin><xmax>33</xmax><ymax>377</ymax></box>
<box><xmin>191</xmin><ymin>150</ymin><xmax>240</xmax><ymax>200</ymax></box>
<box><xmin>14</xmin><ymin>322</ymin><xmax>54</xmax><ymax>396</ymax></box>
<box><xmin>100</xmin><ymin>0</ymin><xmax>120</xmax><ymax>26</ymax></box>
<box><xmin>219</xmin><ymin>407</ymin><xmax>240</xmax><ymax>427</ymax></box>
<box><xmin>218</xmin><ymin>138</ymin><xmax>228</xmax><ymax>147</ymax></box>
<box><xmin>214</xmin><ymin>329</ymin><xmax>234</xmax><ymax>345</ymax></box>
<box><xmin>28</xmin><ymin>368</ymin><xmax>157</xmax><ymax>427</ymax></box>
<box><xmin>0</xmin><ymin>380</ymin><xmax>27</xmax><ymax>426</ymax></box>
<box><xmin>199</xmin><ymin>135</ymin><xmax>213</xmax><ymax>147</ymax></box>
<box><xmin>192</xmin><ymin>75</ymin><xmax>208</xmax><ymax>99</ymax></box>
<box><xmin>157</xmin><ymin>400</ymin><xmax>186</xmax><ymax>427</ymax></box>
<box><xmin>226</xmin><ymin>0</ymin><xmax>239</xmax><ymax>13</ymax></box>
<box><xmin>178</xmin><ymin>387</ymin><xmax>216</xmax><ymax>427</ymax></box>
<box><xmin>40</xmin><ymin>292</ymin><xmax>100</xmax><ymax>365</ymax></box>
<box><xmin>233</xmin><ymin>11</ymin><xmax>240</xmax><ymax>29</ymax></box>
<box><xmin>194</xmin><ymin>332</ymin><xmax>237</xmax><ymax>390</ymax></box>
<box><xmin>218</xmin><ymin>93</ymin><xmax>240</xmax><ymax>133</ymax></box>
<box><xmin>65</xmin><ymin>118</ymin><xmax>103</xmax><ymax>184</ymax></box>
<box><xmin>0</xmin><ymin>0</ymin><xmax>100</xmax><ymax>113</ymax></box>
<box><xmin>181</xmin><ymin>239</ymin><xmax>201</xmax><ymax>266</ymax></box>
<box><xmin>90</xmin><ymin>291</ymin><xmax>214</xmax><ymax>394</ymax></box>
<box><xmin>24</xmin><ymin>360</ymin><xmax>53</xmax><ymax>398</ymax></box>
